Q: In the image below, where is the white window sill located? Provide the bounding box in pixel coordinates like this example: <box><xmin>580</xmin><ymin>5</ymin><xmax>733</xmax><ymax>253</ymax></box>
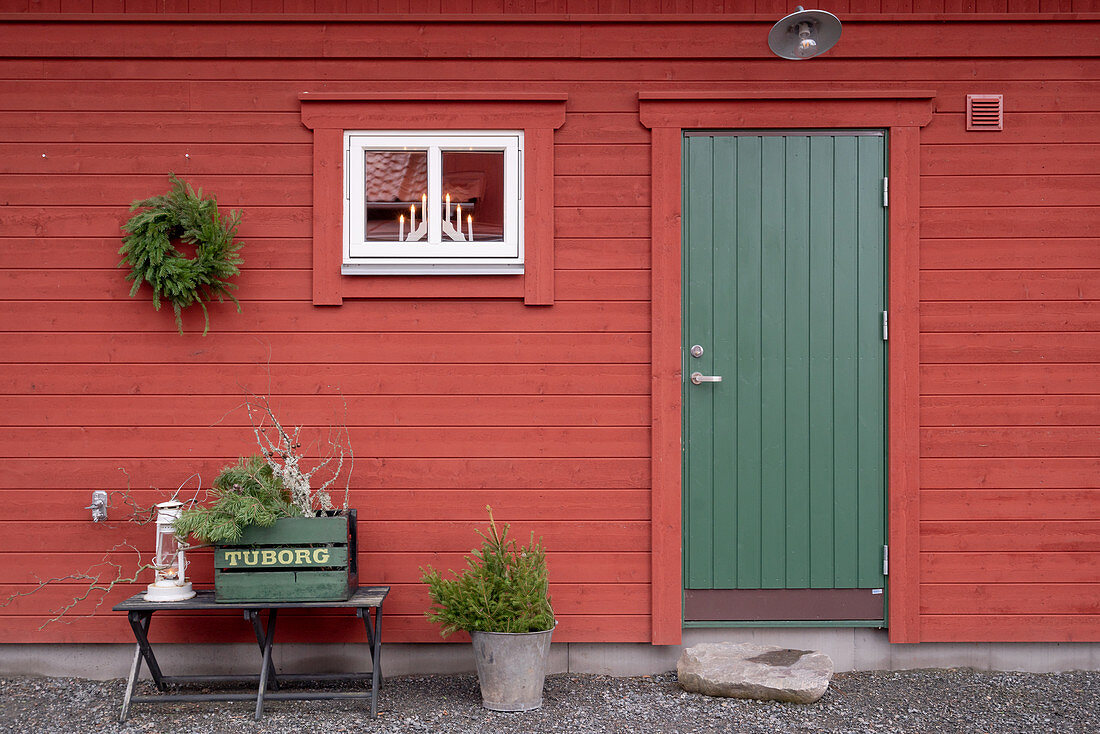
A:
<box><xmin>341</xmin><ymin>262</ymin><xmax>525</xmax><ymax>276</ymax></box>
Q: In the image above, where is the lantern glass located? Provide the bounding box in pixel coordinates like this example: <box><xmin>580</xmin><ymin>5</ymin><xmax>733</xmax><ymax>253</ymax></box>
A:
<box><xmin>154</xmin><ymin>522</ymin><xmax>181</xmax><ymax>581</ymax></box>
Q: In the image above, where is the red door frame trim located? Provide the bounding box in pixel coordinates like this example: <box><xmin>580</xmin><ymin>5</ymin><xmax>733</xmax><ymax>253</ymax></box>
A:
<box><xmin>300</xmin><ymin>93</ymin><xmax>567</xmax><ymax>306</ymax></box>
<box><xmin>639</xmin><ymin>90</ymin><xmax>935</xmax><ymax>645</ymax></box>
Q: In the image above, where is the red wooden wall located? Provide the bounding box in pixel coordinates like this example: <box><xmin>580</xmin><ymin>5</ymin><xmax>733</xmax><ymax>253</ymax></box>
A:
<box><xmin>1</xmin><ymin>1</ymin><xmax>1097</xmax><ymax>14</ymax></box>
<box><xmin>0</xmin><ymin>14</ymin><xmax>1097</xmax><ymax>644</ymax></box>
<box><xmin>917</xmin><ymin>103</ymin><xmax>1100</xmax><ymax>639</ymax></box>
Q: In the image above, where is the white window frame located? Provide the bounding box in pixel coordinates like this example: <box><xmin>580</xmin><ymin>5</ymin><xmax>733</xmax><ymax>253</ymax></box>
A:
<box><xmin>343</xmin><ymin>130</ymin><xmax>523</xmax><ymax>275</ymax></box>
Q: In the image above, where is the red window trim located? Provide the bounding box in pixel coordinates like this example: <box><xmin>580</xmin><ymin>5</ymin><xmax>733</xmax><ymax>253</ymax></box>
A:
<box><xmin>639</xmin><ymin>90</ymin><xmax>935</xmax><ymax>646</ymax></box>
<box><xmin>299</xmin><ymin>93</ymin><xmax>567</xmax><ymax>306</ymax></box>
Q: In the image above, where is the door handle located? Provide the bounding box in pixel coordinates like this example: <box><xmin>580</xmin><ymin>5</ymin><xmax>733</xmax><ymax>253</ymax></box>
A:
<box><xmin>690</xmin><ymin>372</ymin><xmax>722</xmax><ymax>385</ymax></box>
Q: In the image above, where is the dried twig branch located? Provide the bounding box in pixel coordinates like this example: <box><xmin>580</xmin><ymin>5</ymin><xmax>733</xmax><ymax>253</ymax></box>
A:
<box><xmin>327</xmin><ymin>388</ymin><xmax>355</xmax><ymax>510</ymax></box>
<box><xmin>1</xmin><ymin>543</ymin><xmax>154</xmax><ymax>629</ymax></box>
<box><xmin>110</xmin><ymin>469</ymin><xmax>205</xmax><ymax>525</ymax></box>
<box><xmin>110</xmin><ymin>468</ymin><xmax>158</xmax><ymax>526</ymax></box>
<box><xmin>242</xmin><ymin>393</ymin><xmax>352</xmax><ymax>516</ymax></box>
<box><xmin>16</xmin><ymin>365</ymin><xmax>355</xmax><ymax>628</ymax></box>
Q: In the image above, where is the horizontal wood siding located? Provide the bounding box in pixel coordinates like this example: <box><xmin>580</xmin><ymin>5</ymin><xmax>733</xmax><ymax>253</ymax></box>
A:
<box><xmin>0</xmin><ymin>0</ymin><xmax>1095</xmax><ymax>12</ymax></box>
<box><xmin>0</xmin><ymin>17</ymin><xmax>1096</xmax><ymax>644</ymax></box>
<box><xmin>917</xmin><ymin>34</ymin><xmax>1100</xmax><ymax>640</ymax></box>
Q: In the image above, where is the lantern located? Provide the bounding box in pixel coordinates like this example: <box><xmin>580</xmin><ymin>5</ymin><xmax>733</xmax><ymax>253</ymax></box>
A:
<box><xmin>144</xmin><ymin>500</ymin><xmax>196</xmax><ymax>602</ymax></box>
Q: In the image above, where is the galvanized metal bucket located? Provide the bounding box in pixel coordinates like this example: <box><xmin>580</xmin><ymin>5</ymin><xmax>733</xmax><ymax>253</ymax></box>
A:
<box><xmin>469</xmin><ymin>623</ymin><xmax>556</xmax><ymax>712</ymax></box>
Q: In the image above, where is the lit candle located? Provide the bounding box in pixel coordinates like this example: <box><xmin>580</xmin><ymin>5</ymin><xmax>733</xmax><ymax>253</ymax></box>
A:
<box><xmin>410</xmin><ymin>204</ymin><xmax>416</xmax><ymax>232</ymax></box>
<box><xmin>421</xmin><ymin>193</ymin><xmax>427</xmax><ymax>217</ymax></box>
<box><xmin>399</xmin><ymin>213</ymin><xmax>405</xmax><ymax>241</ymax></box>
<box><xmin>467</xmin><ymin>214</ymin><xmax>473</xmax><ymax>242</ymax></box>
<box><xmin>455</xmin><ymin>205</ymin><xmax>462</xmax><ymax>240</ymax></box>
<box><xmin>445</xmin><ymin>193</ymin><xmax>451</xmax><ymax>222</ymax></box>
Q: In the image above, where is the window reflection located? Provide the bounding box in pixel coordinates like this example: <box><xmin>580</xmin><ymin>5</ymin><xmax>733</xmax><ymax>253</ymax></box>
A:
<box><xmin>442</xmin><ymin>151</ymin><xmax>505</xmax><ymax>243</ymax></box>
<box><xmin>363</xmin><ymin>150</ymin><xmax>427</xmax><ymax>241</ymax></box>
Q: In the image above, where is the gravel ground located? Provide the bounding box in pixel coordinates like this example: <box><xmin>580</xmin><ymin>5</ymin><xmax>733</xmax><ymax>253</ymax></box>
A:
<box><xmin>1</xmin><ymin>669</ymin><xmax>1097</xmax><ymax>734</ymax></box>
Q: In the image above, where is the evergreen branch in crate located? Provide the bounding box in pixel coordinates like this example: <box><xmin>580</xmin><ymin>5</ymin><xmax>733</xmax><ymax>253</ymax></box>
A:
<box><xmin>173</xmin><ymin>455</ymin><xmax>302</xmax><ymax>545</ymax></box>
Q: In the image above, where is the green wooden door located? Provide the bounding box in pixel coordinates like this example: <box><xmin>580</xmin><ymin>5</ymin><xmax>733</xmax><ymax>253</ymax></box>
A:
<box><xmin>682</xmin><ymin>131</ymin><xmax>887</xmax><ymax>622</ymax></box>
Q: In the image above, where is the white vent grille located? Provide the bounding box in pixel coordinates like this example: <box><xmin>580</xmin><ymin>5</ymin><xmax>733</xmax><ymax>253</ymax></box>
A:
<box><xmin>967</xmin><ymin>94</ymin><xmax>1003</xmax><ymax>131</ymax></box>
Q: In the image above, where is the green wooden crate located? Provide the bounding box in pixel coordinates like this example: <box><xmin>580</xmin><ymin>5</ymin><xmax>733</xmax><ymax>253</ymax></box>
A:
<box><xmin>214</xmin><ymin>510</ymin><xmax>358</xmax><ymax>603</ymax></box>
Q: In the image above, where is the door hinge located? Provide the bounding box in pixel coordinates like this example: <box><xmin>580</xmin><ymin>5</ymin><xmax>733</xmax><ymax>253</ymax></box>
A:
<box><xmin>882</xmin><ymin>311</ymin><xmax>889</xmax><ymax>341</ymax></box>
<box><xmin>883</xmin><ymin>544</ymin><xmax>889</xmax><ymax>576</ymax></box>
<box><xmin>883</xmin><ymin>177</ymin><xmax>889</xmax><ymax>207</ymax></box>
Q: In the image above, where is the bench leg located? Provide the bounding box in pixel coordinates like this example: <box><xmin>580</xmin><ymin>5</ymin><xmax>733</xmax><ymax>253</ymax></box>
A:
<box><xmin>246</xmin><ymin>610</ymin><xmax>280</xmax><ymax>691</ymax></box>
<box><xmin>119</xmin><ymin>641</ymin><xmax>143</xmax><ymax>723</ymax></box>
<box><xmin>370</xmin><ymin>606</ymin><xmax>383</xmax><ymax>719</ymax></box>
<box><xmin>121</xmin><ymin>611</ymin><xmax>162</xmax><ymax>722</ymax></box>
<box><xmin>255</xmin><ymin>609</ymin><xmax>278</xmax><ymax>721</ymax></box>
<box><xmin>127</xmin><ymin>611</ymin><xmax>166</xmax><ymax>691</ymax></box>
<box><xmin>359</xmin><ymin>605</ymin><xmax>384</xmax><ymax>718</ymax></box>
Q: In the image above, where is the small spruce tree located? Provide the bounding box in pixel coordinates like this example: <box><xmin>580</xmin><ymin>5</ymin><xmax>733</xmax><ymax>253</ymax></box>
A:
<box><xmin>421</xmin><ymin>506</ymin><xmax>555</xmax><ymax>637</ymax></box>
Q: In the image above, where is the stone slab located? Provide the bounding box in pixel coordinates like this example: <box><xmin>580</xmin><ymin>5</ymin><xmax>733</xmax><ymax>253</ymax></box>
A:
<box><xmin>677</xmin><ymin>642</ymin><xmax>834</xmax><ymax>704</ymax></box>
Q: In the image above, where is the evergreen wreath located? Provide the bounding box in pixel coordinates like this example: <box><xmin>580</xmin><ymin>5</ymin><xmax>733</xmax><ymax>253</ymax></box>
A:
<box><xmin>118</xmin><ymin>174</ymin><xmax>244</xmax><ymax>335</ymax></box>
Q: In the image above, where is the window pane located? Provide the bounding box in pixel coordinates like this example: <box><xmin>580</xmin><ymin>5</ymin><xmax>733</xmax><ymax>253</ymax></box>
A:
<box><xmin>364</xmin><ymin>150</ymin><xmax>428</xmax><ymax>241</ymax></box>
<box><xmin>441</xmin><ymin>150</ymin><xmax>504</xmax><ymax>243</ymax></box>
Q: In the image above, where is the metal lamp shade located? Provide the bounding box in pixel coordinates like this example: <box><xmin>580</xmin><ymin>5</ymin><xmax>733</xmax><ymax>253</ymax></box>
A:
<box><xmin>768</xmin><ymin>8</ymin><xmax>842</xmax><ymax>60</ymax></box>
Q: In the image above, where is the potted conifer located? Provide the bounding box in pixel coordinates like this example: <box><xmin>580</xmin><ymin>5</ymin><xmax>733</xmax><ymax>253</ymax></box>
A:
<box><xmin>420</xmin><ymin>506</ymin><xmax>556</xmax><ymax>711</ymax></box>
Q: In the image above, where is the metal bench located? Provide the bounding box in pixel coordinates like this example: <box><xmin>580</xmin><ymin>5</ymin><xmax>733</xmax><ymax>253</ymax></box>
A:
<box><xmin>112</xmin><ymin>586</ymin><xmax>389</xmax><ymax>722</ymax></box>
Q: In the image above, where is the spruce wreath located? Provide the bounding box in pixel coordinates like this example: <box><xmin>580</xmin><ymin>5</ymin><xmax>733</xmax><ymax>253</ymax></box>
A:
<box><xmin>118</xmin><ymin>174</ymin><xmax>244</xmax><ymax>336</ymax></box>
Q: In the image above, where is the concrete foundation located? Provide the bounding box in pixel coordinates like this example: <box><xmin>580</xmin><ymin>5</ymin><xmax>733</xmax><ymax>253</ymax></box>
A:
<box><xmin>2</xmin><ymin>629</ymin><xmax>1099</xmax><ymax>680</ymax></box>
